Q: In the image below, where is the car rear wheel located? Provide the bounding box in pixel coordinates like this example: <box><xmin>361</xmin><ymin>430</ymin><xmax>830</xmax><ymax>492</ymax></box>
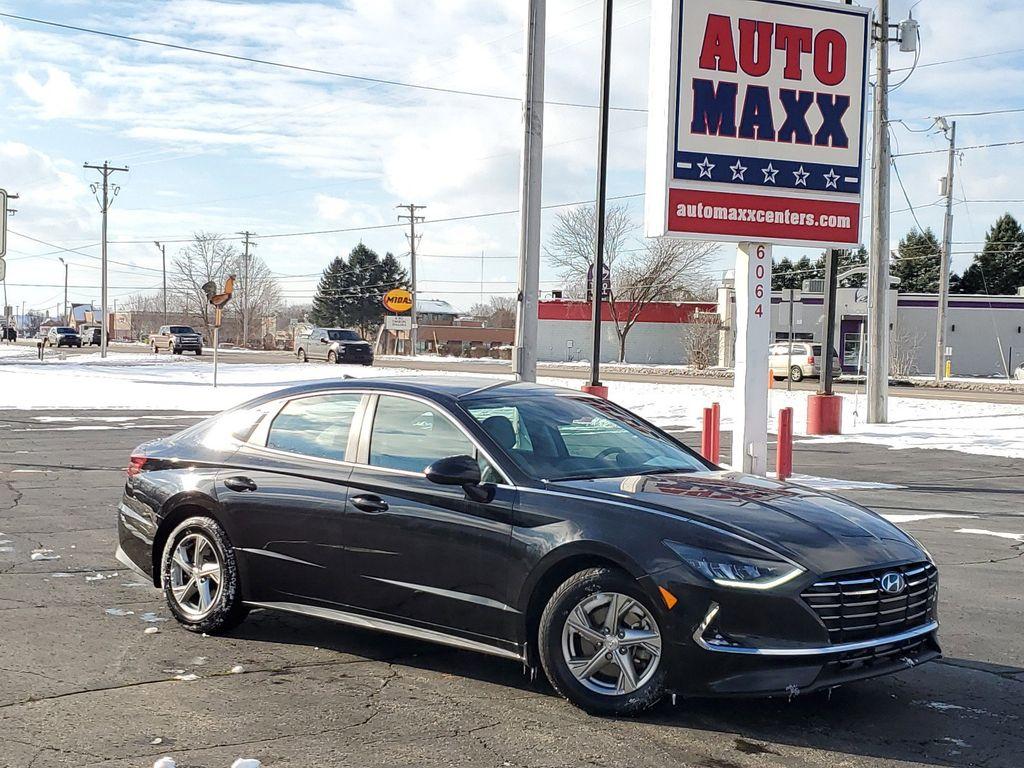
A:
<box><xmin>790</xmin><ymin>365</ymin><xmax>804</xmax><ymax>382</ymax></box>
<box><xmin>538</xmin><ymin>567</ymin><xmax>666</xmax><ymax>716</ymax></box>
<box><xmin>161</xmin><ymin>516</ymin><xmax>248</xmax><ymax>634</ymax></box>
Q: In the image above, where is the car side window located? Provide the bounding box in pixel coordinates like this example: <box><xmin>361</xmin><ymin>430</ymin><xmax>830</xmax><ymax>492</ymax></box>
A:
<box><xmin>266</xmin><ymin>394</ymin><xmax>362</xmax><ymax>462</ymax></box>
<box><xmin>369</xmin><ymin>396</ymin><xmax>481</xmax><ymax>475</ymax></box>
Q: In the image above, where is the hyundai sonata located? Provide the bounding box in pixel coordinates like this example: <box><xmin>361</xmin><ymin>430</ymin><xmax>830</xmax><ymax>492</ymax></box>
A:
<box><xmin>116</xmin><ymin>377</ymin><xmax>939</xmax><ymax>715</ymax></box>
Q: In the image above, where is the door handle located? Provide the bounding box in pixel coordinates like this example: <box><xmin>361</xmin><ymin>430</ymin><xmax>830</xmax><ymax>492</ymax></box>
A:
<box><xmin>223</xmin><ymin>476</ymin><xmax>258</xmax><ymax>492</ymax></box>
<box><xmin>351</xmin><ymin>494</ymin><xmax>389</xmax><ymax>513</ymax></box>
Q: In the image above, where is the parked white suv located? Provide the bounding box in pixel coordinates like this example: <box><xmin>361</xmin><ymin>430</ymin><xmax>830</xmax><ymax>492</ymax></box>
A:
<box><xmin>769</xmin><ymin>342</ymin><xmax>841</xmax><ymax>382</ymax></box>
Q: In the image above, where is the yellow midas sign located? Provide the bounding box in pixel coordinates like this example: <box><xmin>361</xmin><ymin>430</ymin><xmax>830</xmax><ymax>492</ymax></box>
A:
<box><xmin>382</xmin><ymin>288</ymin><xmax>413</xmax><ymax>313</ymax></box>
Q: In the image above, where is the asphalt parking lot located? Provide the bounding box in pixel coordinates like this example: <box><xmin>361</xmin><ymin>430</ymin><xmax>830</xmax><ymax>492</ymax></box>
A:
<box><xmin>1</xmin><ymin>409</ymin><xmax>1022</xmax><ymax>768</ymax></box>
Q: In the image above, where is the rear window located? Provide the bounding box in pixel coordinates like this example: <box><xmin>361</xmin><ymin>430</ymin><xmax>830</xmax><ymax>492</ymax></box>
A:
<box><xmin>169</xmin><ymin>326</ymin><xmax>195</xmax><ymax>334</ymax></box>
<box><xmin>266</xmin><ymin>394</ymin><xmax>362</xmax><ymax>462</ymax></box>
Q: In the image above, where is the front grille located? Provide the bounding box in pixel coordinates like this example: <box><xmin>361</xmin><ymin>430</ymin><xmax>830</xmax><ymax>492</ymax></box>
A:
<box><xmin>802</xmin><ymin>562</ymin><xmax>938</xmax><ymax>644</ymax></box>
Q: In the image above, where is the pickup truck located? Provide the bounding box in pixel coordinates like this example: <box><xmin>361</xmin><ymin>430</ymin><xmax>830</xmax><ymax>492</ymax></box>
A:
<box><xmin>151</xmin><ymin>325</ymin><xmax>204</xmax><ymax>355</ymax></box>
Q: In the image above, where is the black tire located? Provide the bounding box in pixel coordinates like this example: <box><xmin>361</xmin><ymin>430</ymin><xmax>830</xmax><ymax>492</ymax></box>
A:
<box><xmin>160</xmin><ymin>515</ymin><xmax>248</xmax><ymax>634</ymax></box>
<box><xmin>789</xmin><ymin>366</ymin><xmax>804</xmax><ymax>382</ymax></box>
<box><xmin>195</xmin><ymin>349</ymin><xmax>202</xmax><ymax>356</ymax></box>
<box><xmin>152</xmin><ymin>344</ymin><xmax>159</xmax><ymax>354</ymax></box>
<box><xmin>538</xmin><ymin>567</ymin><xmax>667</xmax><ymax>716</ymax></box>
<box><xmin>299</xmin><ymin>348</ymin><xmax>308</xmax><ymax>363</ymax></box>
<box><xmin>173</xmin><ymin>348</ymin><xmax>182</xmax><ymax>355</ymax></box>
<box><xmin>327</xmin><ymin>350</ymin><xmax>337</xmax><ymax>364</ymax></box>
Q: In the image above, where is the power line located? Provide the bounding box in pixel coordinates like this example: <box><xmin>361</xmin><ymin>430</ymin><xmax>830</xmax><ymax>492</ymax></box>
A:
<box><xmin>0</xmin><ymin>11</ymin><xmax>645</xmax><ymax>114</ymax></box>
<box><xmin>893</xmin><ymin>139</ymin><xmax>1024</xmax><ymax>157</ymax></box>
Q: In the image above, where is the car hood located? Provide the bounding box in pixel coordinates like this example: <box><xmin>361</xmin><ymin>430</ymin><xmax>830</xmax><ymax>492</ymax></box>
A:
<box><xmin>553</xmin><ymin>470</ymin><xmax>925</xmax><ymax>575</ymax></box>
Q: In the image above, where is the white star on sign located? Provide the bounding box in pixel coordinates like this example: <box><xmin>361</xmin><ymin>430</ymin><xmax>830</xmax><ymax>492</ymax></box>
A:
<box><xmin>793</xmin><ymin>166</ymin><xmax>809</xmax><ymax>186</ymax></box>
<box><xmin>730</xmin><ymin>159</ymin><xmax>747</xmax><ymax>181</ymax></box>
<box><xmin>697</xmin><ymin>157</ymin><xmax>715</xmax><ymax>179</ymax></box>
<box><xmin>824</xmin><ymin>168</ymin><xmax>840</xmax><ymax>189</ymax></box>
<box><xmin>762</xmin><ymin>163</ymin><xmax>779</xmax><ymax>184</ymax></box>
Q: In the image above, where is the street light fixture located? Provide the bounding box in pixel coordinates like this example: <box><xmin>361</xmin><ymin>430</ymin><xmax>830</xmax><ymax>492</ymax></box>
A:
<box><xmin>58</xmin><ymin>257</ymin><xmax>68</xmax><ymax>324</ymax></box>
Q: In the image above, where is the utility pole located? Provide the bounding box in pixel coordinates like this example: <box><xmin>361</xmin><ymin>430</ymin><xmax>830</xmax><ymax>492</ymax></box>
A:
<box><xmin>934</xmin><ymin>119</ymin><xmax>956</xmax><ymax>382</ymax></box>
<box><xmin>866</xmin><ymin>0</ymin><xmax>891</xmax><ymax>423</ymax></box>
<box><xmin>396</xmin><ymin>205</ymin><xmax>425</xmax><ymax>355</ymax></box>
<box><xmin>585</xmin><ymin>0</ymin><xmax>614</xmax><ymax>398</ymax></box>
<box><xmin>237</xmin><ymin>231</ymin><xmax>255</xmax><ymax>347</ymax></box>
<box><xmin>58</xmin><ymin>257</ymin><xmax>68</xmax><ymax>323</ymax></box>
<box><xmin>513</xmin><ymin>0</ymin><xmax>546</xmax><ymax>382</ymax></box>
<box><xmin>84</xmin><ymin>161</ymin><xmax>129</xmax><ymax>358</ymax></box>
<box><xmin>154</xmin><ymin>241</ymin><xmax>167</xmax><ymax>324</ymax></box>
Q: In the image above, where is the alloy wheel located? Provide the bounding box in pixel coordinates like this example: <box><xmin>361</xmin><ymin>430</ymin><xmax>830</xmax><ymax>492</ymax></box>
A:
<box><xmin>168</xmin><ymin>532</ymin><xmax>223</xmax><ymax>620</ymax></box>
<box><xmin>561</xmin><ymin>591</ymin><xmax>662</xmax><ymax>696</ymax></box>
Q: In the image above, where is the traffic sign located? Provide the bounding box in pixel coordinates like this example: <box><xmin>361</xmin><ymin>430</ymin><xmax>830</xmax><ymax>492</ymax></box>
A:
<box><xmin>382</xmin><ymin>288</ymin><xmax>413</xmax><ymax>313</ymax></box>
<box><xmin>645</xmin><ymin>0</ymin><xmax>870</xmax><ymax>247</ymax></box>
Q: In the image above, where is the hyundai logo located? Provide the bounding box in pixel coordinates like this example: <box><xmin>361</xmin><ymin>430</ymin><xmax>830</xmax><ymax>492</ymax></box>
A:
<box><xmin>879</xmin><ymin>571</ymin><xmax>906</xmax><ymax>594</ymax></box>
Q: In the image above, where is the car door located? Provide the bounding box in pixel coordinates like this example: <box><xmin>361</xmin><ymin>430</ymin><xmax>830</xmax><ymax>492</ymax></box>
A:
<box><xmin>216</xmin><ymin>391</ymin><xmax>366</xmax><ymax>606</ymax></box>
<box><xmin>343</xmin><ymin>393</ymin><xmax>519</xmax><ymax>650</ymax></box>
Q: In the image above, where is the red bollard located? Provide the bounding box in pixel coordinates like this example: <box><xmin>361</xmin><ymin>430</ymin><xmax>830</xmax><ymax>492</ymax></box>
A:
<box><xmin>776</xmin><ymin>407</ymin><xmax>794</xmax><ymax>481</ymax></box>
<box><xmin>701</xmin><ymin>407</ymin><xmax>714</xmax><ymax>461</ymax></box>
<box><xmin>710</xmin><ymin>402</ymin><xmax>721</xmax><ymax>464</ymax></box>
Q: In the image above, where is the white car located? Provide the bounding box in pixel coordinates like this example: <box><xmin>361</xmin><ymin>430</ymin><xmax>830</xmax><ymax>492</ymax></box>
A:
<box><xmin>769</xmin><ymin>342</ymin><xmax>841</xmax><ymax>382</ymax></box>
<box><xmin>1014</xmin><ymin>362</ymin><xmax>1024</xmax><ymax>381</ymax></box>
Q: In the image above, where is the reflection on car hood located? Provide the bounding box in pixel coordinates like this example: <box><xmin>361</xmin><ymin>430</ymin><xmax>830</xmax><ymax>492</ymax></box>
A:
<box><xmin>554</xmin><ymin>471</ymin><xmax>924</xmax><ymax>574</ymax></box>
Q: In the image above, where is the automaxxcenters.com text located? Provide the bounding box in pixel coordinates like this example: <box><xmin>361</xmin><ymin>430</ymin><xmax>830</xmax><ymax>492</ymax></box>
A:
<box><xmin>676</xmin><ymin>202</ymin><xmax>852</xmax><ymax>231</ymax></box>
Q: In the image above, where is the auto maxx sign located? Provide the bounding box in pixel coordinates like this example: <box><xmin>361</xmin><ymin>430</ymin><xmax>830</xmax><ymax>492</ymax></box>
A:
<box><xmin>645</xmin><ymin>0</ymin><xmax>870</xmax><ymax>248</ymax></box>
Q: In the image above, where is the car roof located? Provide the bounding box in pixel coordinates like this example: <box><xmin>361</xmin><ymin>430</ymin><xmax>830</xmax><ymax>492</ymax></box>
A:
<box><xmin>242</xmin><ymin>376</ymin><xmax>581</xmax><ymax>408</ymax></box>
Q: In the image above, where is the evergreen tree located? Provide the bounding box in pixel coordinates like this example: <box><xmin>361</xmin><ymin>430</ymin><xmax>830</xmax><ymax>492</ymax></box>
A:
<box><xmin>838</xmin><ymin>246</ymin><xmax>867</xmax><ymax>288</ymax></box>
<box><xmin>310</xmin><ymin>245</ymin><xmax>409</xmax><ymax>335</ymax></box>
<box><xmin>311</xmin><ymin>256</ymin><xmax>352</xmax><ymax>327</ymax></box>
<box><xmin>955</xmin><ymin>213</ymin><xmax>1024</xmax><ymax>294</ymax></box>
<box><xmin>771</xmin><ymin>257</ymin><xmax>797</xmax><ymax>289</ymax></box>
<box><xmin>892</xmin><ymin>228</ymin><xmax>941</xmax><ymax>293</ymax></box>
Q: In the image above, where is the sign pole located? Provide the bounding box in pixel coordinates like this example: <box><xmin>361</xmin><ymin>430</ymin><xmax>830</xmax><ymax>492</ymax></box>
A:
<box><xmin>732</xmin><ymin>243</ymin><xmax>772</xmax><ymax>475</ymax></box>
<box><xmin>584</xmin><ymin>0</ymin><xmax>613</xmax><ymax>398</ymax></box>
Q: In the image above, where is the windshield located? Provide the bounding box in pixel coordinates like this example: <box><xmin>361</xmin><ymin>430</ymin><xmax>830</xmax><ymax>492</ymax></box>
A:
<box><xmin>327</xmin><ymin>330</ymin><xmax>362</xmax><ymax>341</ymax></box>
<box><xmin>56</xmin><ymin>327</ymin><xmax>75</xmax><ymax>334</ymax></box>
<box><xmin>465</xmin><ymin>394</ymin><xmax>707</xmax><ymax>482</ymax></box>
<box><xmin>169</xmin><ymin>326</ymin><xmax>195</xmax><ymax>334</ymax></box>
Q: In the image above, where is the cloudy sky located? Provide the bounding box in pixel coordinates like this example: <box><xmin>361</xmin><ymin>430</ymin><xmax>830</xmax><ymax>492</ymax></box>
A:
<box><xmin>1</xmin><ymin>0</ymin><xmax>1022</xmax><ymax>316</ymax></box>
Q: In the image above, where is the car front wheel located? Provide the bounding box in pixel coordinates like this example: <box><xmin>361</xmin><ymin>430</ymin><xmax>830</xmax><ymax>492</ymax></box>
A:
<box><xmin>161</xmin><ymin>516</ymin><xmax>248</xmax><ymax>634</ymax></box>
<box><xmin>538</xmin><ymin>567</ymin><xmax>666</xmax><ymax>716</ymax></box>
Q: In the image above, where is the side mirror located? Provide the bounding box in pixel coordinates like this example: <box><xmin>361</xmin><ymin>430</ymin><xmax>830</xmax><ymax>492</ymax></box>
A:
<box><xmin>425</xmin><ymin>455</ymin><xmax>494</xmax><ymax>503</ymax></box>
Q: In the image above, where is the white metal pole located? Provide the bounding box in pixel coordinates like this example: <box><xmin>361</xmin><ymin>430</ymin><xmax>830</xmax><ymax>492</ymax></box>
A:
<box><xmin>867</xmin><ymin>0</ymin><xmax>891</xmax><ymax>423</ymax></box>
<box><xmin>512</xmin><ymin>0</ymin><xmax>545</xmax><ymax>383</ymax></box>
<box><xmin>732</xmin><ymin>243</ymin><xmax>772</xmax><ymax>475</ymax></box>
<box><xmin>213</xmin><ymin>326</ymin><xmax>219</xmax><ymax>388</ymax></box>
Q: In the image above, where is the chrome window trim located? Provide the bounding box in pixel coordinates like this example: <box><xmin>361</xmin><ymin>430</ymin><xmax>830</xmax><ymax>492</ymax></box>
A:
<box><xmin>693</xmin><ymin>603</ymin><xmax>938</xmax><ymax>656</ymax></box>
<box><xmin>245</xmin><ymin>600</ymin><xmax>523</xmax><ymax>661</ymax></box>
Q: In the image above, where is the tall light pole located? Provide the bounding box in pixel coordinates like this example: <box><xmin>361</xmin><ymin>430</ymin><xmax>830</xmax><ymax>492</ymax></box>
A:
<box><xmin>236</xmin><ymin>231</ymin><xmax>255</xmax><ymax>347</ymax></box>
<box><xmin>154</xmin><ymin>241</ymin><xmax>167</xmax><ymax>324</ymax></box>
<box><xmin>84</xmin><ymin>161</ymin><xmax>129</xmax><ymax>358</ymax></box>
<box><xmin>58</xmin><ymin>257</ymin><xmax>68</xmax><ymax>323</ymax></box>
<box><xmin>934</xmin><ymin>119</ymin><xmax>956</xmax><ymax>381</ymax></box>
<box><xmin>397</xmin><ymin>205</ymin><xmax>425</xmax><ymax>355</ymax></box>
<box><xmin>513</xmin><ymin>0</ymin><xmax>546</xmax><ymax>383</ymax></box>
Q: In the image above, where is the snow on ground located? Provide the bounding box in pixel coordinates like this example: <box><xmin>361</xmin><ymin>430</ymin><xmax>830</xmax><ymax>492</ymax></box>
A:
<box><xmin>1</xmin><ymin>353</ymin><xmax>1022</xmax><ymax>459</ymax></box>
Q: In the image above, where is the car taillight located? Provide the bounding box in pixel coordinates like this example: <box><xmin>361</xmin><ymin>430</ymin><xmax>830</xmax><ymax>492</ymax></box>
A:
<box><xmin>126</xmin><ymin>455</ymin><xmax>148</xmax><ymax>477</ymax></box>
<box><xmin>807</xmin><ymin>355</ymin><xmax>815</xmax><ymax>364</ymax></box>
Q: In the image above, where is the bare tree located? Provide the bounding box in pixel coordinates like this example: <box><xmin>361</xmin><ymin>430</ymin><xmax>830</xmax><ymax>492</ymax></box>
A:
<box><xmin>468</xmin><ymin>296</ymin><xmax>516</xmax><ymax>328</ymax></box>
<box><xmin>889</xmin><ymin>326</ymin><xmax>923</xmax><ymax>378</ymax></box>
<box><xmin>122</xmin><ymin>292</ymin><xmax>160</xmax><ymax>340</ymax></box>
<box><xmin>232</xmin><ymin>251</ymin><xmax>281</xmax><ymax>347</ymax></box>
<box><xmin>172</xmin><ymin>233</ymin><xmax>238</xmax><ymax>335</ymax></box>
<box><xmin>682</xmin><ymin>310</ymin><xmax>720</xmax><ymax>369</ymax></box>
<box><xmin>546</xmin><ymin>205</ymin><xmax>718</xmax><ymax>361</ymax></box>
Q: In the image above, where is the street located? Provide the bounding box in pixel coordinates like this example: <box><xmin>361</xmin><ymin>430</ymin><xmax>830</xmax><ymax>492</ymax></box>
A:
<box><xmin>10</xmin><ymin>341</ymin><xmax>1024</xmax><ymax>406</ymax></box>
<box><xmin>2</xmin><ymin>408</ymin><xmax>1021</xmax><ymax>768</ymax></box>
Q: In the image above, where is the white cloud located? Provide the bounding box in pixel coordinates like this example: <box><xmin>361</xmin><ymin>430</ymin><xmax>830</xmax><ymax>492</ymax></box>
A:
<box><xmin>14</xmin><ymin>65</ymin><xmax>92</xmax><ymax>119</ymax></box>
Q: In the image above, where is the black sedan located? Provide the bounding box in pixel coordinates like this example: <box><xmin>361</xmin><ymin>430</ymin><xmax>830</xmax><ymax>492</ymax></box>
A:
<box><xmin>116</xmin><ymin>377</ymin><xmax>939</xmax><ymax>715</ymax></box>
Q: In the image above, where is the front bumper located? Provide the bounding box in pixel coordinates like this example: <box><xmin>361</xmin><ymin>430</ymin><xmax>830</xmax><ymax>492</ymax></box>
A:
<box><xmin>172</xmin><ymin>340</ymin><xmax>203</xmax><ymax>351</ymax></box>
<box><xmin>642</xmin><ymin>566</ymin><xmax>940</xmax><ymax>697</ymax></box>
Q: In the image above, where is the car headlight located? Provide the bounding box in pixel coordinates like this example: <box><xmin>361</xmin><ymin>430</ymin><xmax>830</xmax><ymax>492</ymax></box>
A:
<box><xmin>664</xmin><ymin>540</ymin><xmax>804</xmax><ymax>590</ymax></box>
